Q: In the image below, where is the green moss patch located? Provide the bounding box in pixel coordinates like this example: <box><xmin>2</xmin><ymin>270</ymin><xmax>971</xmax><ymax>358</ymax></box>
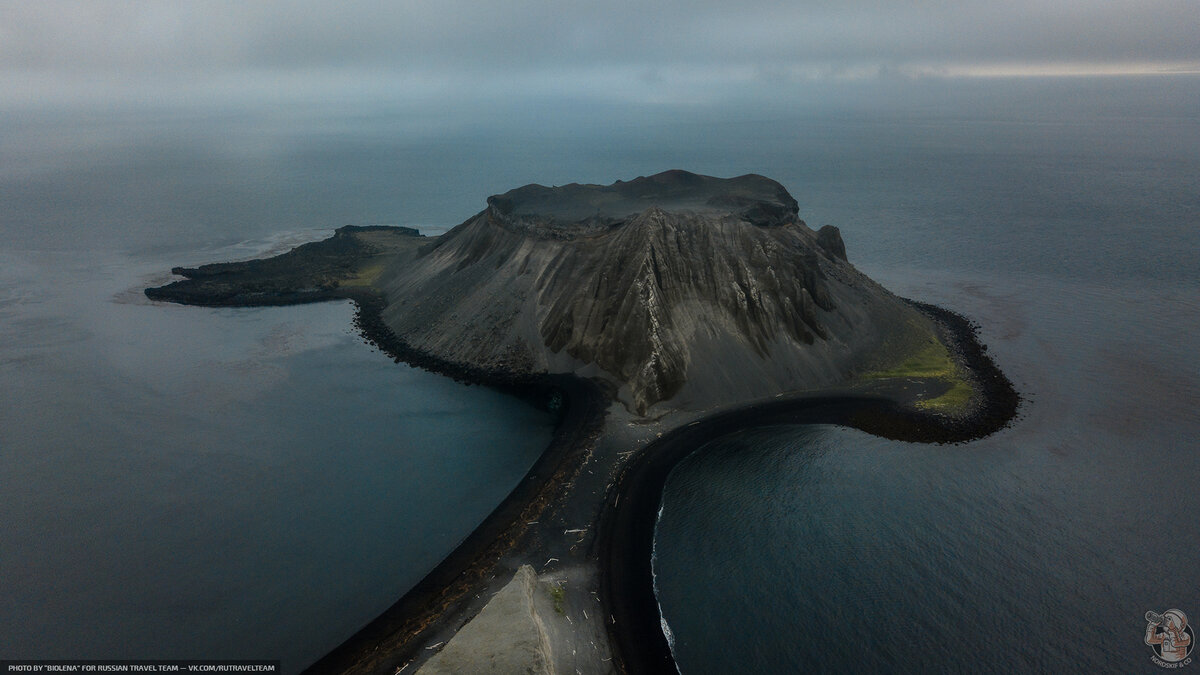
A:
<box><xmin>340</xmin><ymin>261</ymin><xmax>385</xmax><ymax>288</ymax></box>
<box><xmin>548</xmin><ymin>584</ymin><xmax>565</xmax><ymax>614</ymax></box>
<box><xmin>869</xmin><ymin>339</ymin><xmax>977</xmax><ymax>414</ymax></box>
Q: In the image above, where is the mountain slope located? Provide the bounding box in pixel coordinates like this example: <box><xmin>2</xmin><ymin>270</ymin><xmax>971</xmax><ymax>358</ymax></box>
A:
<box><xmin>380</xmin><ymin>170</ymin><xmax>935</xmax><ymax>414</ymax></box>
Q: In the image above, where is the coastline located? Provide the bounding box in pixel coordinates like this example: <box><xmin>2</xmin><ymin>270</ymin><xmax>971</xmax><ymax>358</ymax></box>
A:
<box><xmin>142</xmin><ymin>231</ymin><xmax>616</xmax><ymax>674</ymax></box>
<box><xmin>595</xmin><ymin>300</ymin><xmax>1020</xmax><ymax>674</ymax></box>
<box><xmin>145</xmin><ymin>242</ymin><xmax>1018</xmax><ymax>674</ymax></box>
<box><xmin>330</xmin><ymin>292</ymin><xmax>1018</xmax><ymax>675</ymax></box>
<box><xmin>304</xmin><ymin>292</ymin><xmax>610</xmax><ymax>674</ymax></box>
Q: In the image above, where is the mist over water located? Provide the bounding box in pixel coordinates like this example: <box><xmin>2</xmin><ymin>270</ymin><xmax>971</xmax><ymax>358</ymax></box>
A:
<box><xmin>1</xmin><ymin>75</ymin><xmax>1197</xmax><ymax>671</ymax></box>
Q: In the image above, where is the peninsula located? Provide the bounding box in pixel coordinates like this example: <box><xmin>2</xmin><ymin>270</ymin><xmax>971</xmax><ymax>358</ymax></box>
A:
<box><xmin>146</xmin><ymin>170</ymin><xmax>1018</xmax><ymax>674</ymax></box>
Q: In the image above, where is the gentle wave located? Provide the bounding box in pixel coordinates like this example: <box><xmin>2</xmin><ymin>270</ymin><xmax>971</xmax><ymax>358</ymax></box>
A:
<box><xmin>651</xmin><ymin>498</ymin><xmax>684</xmax><ymax>674</ymax></box>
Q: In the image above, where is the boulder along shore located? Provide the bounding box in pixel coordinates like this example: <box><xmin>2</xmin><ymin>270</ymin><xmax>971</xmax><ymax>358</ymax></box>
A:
<box><xmin>595</xmin><ymin>300</ymin><xmax>1019</xmax><ymax>674</ymax></box>
<box><xmin>144</xmin><ymin>173</ymin><xmax>1019</xmax><ymax>674</ymax></box>
<box><xmin>307</xmin><ymin>289</ymin><xmax>1018</xmax><ymax>675</ymax></box>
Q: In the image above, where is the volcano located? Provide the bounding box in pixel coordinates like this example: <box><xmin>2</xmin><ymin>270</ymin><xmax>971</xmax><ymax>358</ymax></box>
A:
<box><xmin>378</xmin><ymin>170</ymin><xmax>935</xmax><ymax>414</ymax></box>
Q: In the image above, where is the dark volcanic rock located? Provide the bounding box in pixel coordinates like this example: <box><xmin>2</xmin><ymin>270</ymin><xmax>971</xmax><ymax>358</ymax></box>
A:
<box><xmin>381</xmin><ymin>170</ymin><xmax>935</xmax><ymax>414</ymax></box>
<box><xmin>145</xmin><ymin>225</ymin><xmax>424</xmax><ymax>306</ymax></box>
<box><xmin>817</xmin><ymin>224</ymin><xmax>848</xmax><ymax>261</ymax></box>
<box><xmin>144</xmin><ymin>172</ymin><xmax>940</xmax><ymax>415</ymax></box>
<box><xmin>483</xmin><ymin>170</ymin><xmax>799</xmax><ymax>239</ymax></box>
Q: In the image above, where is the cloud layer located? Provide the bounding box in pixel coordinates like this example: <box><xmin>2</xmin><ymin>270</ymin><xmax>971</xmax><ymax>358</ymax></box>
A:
<box><xmin>3</xmin><ymin>1</ymin><xmax>1197</xmax><ymax>107</ymax></box>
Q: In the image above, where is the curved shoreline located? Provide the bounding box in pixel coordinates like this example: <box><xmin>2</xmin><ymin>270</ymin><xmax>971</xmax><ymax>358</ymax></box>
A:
<box><xmin>595</xmin><ymin>301</ymin><xmax>1020</xmax><ymax>674</ymax></box>
<box><xmin>143</xmin><ymin>260</ymin><xmax>616</xmax><ymax>674</ymax></box>
<box><xmin>148</xmin><ymin>266</ymin><xmax>1018</xmax><ymax>674</ymax></box>
<box><xmin>303</xmin><ymin>292</ymin><xmax>609</xmax><ymax>674</ymax></box>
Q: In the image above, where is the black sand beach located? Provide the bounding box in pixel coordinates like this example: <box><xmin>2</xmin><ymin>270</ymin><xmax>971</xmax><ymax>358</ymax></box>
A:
<box><xmin>308</xmin><ymin>296</ymin><xmax>1017</xmax><ymax>674</ymax></box>
<box><xmin>304</xmin><ymin>298</ymin><xmax>610</xmax><ymax>674</ymax></box>
<box><xmin>595</xmin><ymin>302</ymin><xmax>1019</xmax><ymax>674</ymax></box>
<box><xmin>146</xmin><ymin>226</ymin><xmax>1018</xmax><ymax>675</ymax></box>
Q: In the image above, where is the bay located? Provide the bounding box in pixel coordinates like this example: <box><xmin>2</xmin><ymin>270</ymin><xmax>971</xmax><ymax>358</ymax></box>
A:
<box><xmin>2</xmin><ymin>73</ymin><xmax>1196</xmax><ymax>673</ymax></box>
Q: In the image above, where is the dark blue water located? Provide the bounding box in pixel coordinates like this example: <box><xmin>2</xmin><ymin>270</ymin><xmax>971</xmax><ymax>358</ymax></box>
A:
<box><xmin>0</xmin><ymin>239</ymin><xmax>553</xmax><ymax>668</ymax></box>
<box><xmin>0</xmin><ymin>102</ymin><xmax>573</xmax><ymax>670</ymax></box>
<box><xmin>655</xmin><ymin>272</ymin><xmax>1200</xmax><ymax>673</ymax></box>
<box><xmin>651</xmin><ymin>80</ymin><xmax>1200</xmax><ymax>674</ymax></box>
<box><xmin>2</xmin><ymin>74</ymin><xmax>1197</xmax><ymax>672</ymax></box>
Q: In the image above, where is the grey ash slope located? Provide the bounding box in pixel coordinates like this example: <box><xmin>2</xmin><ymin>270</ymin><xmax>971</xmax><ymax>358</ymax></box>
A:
<box><xmin>381</xmin><ymin>170</ymin><xmax>935</xmax><ymax>415</ymax></box>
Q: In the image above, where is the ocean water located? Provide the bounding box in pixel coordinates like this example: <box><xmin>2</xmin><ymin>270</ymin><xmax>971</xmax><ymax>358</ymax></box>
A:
<box><xmin>2</xmin><ymin>75</ymin><xmax>1197</xmax><ymax>672</ymax></box>
<box><xmin>651</xmin><ymin>82</ymin><xmax>1200</xmax><ymax>673</ymax></box>
<box><xmin>0</xmin><ymin>219</ymin><xmax>554</xmax><ymax>666</ymax></box>
<box><xmin>654</xmin><ymin>272</ymin><xmax>1199</xmax><ymax>673</ymax></box>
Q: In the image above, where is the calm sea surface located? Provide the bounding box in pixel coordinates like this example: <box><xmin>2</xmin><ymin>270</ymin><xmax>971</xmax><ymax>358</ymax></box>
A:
<box><xmin>0</xmin><ymin>143</ymin><xmax>557</xmax><ymax>667</ymax></box>
<box><xmin>0</xmin><ymin>246</ymin><xmax>554</xmax><ymax>670</ymax></box>
<box><xmin>655</xmin><ymin>271</ymin><xmax>1199</xmax><ymax>673</ymax></box>
<box><xmin>2</xmin><ymin>75</ymin><xmax>1197</xmax><ymax>672</ymax></box>
<box><xmin>651</xmin><ymin>81</ymin><xmax>1200</xmax><ymax>673</ymax></box>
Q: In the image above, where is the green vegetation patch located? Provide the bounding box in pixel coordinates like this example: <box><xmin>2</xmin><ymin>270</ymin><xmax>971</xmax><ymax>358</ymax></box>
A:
<box><xmin>548</xmin><ymin>584</ymin><xmax>565</xmax><ymax>614</ymax></box>
<box><xmin>145</xmin><ymin>225</ymin><xmax>423</xmax><ymax>305</ymax></box>
<box><xmin>869</xmin><ymin>338</ymin><xmax>976</xmax><ymax>414</ymax></box>
<box><xmin>340</xmin><ymin>261</ymin><xmax>385</xmax><ymax>288</ymax></box>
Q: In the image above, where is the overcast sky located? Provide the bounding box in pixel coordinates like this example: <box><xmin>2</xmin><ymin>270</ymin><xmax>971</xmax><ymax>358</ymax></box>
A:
<box><xmin>2</xmin><ymin>1</ymin><xmax>1198</xmax><ymax>108</ymax></box>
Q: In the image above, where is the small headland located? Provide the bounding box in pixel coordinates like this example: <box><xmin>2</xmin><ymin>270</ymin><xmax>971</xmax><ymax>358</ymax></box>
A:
<box><xmin>144</xmin><ymin>225</ymin><xmax>423</xmax><ymax>307</ymax></box>
<box><xmin>146</xmin><ymin>224</ymin><xmax>612</xmax><ymax>675</ymax></box>
<box><xmin>145</xmin><ymin>172</ymin><xmax>1019</xmax><ymax>675</ymax></box>
<box><xmin>596</xmin><ymin>300</ymin><xmax>1019</xmax><ymax>674</ymax></box>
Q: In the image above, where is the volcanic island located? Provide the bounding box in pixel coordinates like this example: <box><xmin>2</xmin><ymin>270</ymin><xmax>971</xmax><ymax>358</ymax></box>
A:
<box><xmin>146</xmin><ymin>170</ymin><xmax>1018</xmax><ymax>674</ymax></box>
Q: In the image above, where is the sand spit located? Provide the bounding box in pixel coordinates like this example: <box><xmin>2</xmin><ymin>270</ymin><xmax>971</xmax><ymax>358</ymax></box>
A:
<box><xmin>416</xmin><ymin>565</ymin><xmax>554</xmax><ymax>675</ymax></box>
<box><xmin>144</xmin><ymin>172</ymin><xmax>1019</xmax><ymax>675</ymax></box>
<box><xmin>596</xmin><ymin>301</ymin><xmax>1020</xmax><ymax>674</ymax></box>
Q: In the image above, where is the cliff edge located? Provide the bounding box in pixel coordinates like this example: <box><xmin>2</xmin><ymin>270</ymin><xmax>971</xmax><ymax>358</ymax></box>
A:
<box><xmin>144</xmin><ymin>171</ymin><xmax>1018</xmax><ymax>675</ymax></box>
<box><xmin>380</xmin><ymin>170</ymin><xmax>935</xmax><ymax>414</ymax></box>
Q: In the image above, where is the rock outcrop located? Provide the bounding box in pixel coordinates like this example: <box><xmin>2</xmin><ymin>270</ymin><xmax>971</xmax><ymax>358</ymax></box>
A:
<box><xmin>380</xmin><ymin>170</ymin><xmax>935</xmax><ymax>414</ymax></box>
<box><xmin>144</xmin><ymin>225</ymin><xmax>425</xmax><ymax>306</ymax></box>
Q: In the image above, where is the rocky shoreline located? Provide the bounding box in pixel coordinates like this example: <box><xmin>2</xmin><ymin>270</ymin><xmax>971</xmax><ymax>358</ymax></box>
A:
<box><xmin>143</xmin><ymin>176</ymin><xmax>1019</xmax><ymax>673</ymax></box>
<box><xmin>313</xmin><ymin>291</ymin><xmax>1019</xmax><ymax>675</ymax></box>
<box><xmin>144</xmin><ymin>230</ymin><xmax>616</xmax><ymax>673</ymax></box>
<box><xmin>147</xmin><ymin>265</ymin><xmax>1020</xmax><ymax>675</ymax></box>
<box><xmin>594</xmin><ymin>299</ymin><xmax>1020</xmax><ymax>674</ymax></box>
<box><xmin>303</xmin><ymin>293</ymin><xmax>610</xmax><ymax>674</ymax></box>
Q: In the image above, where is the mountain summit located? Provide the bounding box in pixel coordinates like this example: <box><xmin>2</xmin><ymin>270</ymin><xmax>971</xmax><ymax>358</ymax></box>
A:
<box><xmin>485</xmin><ymin>169</ymin><xmax>800</xmax><ymax>235</ymax></box>
<box><xmin>380</xmin><ymin>170</ymin><xmax>933</xmax><ymax>414</ymax></box>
